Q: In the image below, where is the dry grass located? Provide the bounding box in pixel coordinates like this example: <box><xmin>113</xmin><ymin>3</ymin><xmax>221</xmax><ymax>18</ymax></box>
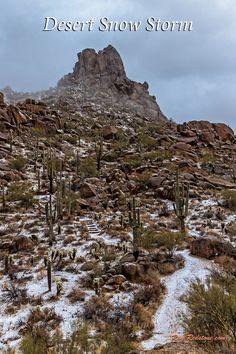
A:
<box><xmin>158</xmin><ymin>261</ymin><xmax>176</xmax><ymax>275</ymax></box>
<box><xmin>67</xmin><ymin>287</ymin><xmax>86</xmax><ymax>303</ymax></box>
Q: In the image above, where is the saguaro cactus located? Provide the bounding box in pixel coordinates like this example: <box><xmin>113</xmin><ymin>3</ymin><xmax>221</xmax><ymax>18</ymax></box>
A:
<box><xmin>76</xmin><ymin>150</ymin><xmax>80</xmax><ymax>175</ymax></box>
<box><xmin>2</xmin><ymin>184</ymin><xmax>6</xmax><ymax>209</ymax></box>
<box><xmin>47</xmin><ymin>259</ymin><xmax>52</xmax><ymax>292</ymax></box>
<box><xmin>173</xmin><ymin>169</ymin><xmax>190</xmax><ymax>232</ymax></box>
<box><xmin>9</xmin><ymin>129</ymin><xmax>13</xmax><ymax>153</ymax></box>
<box><xmin>128</xmin><ymin>197</ymin><xmax>141</xmax><ymax>261</ymax></box>
<box><xmin>47</xmin><ymin>149</ymin><xmax>56</xmax><ymax>194</ymax></box>
<box><xmin>4</xmin><ymin>255</ymin><xmax>9</xmax><ymax>274</ymax></box>
<box><xmin>95</xmin><ymin>136</ymin><xmax>103</xmax><ymax>171</ymax></box>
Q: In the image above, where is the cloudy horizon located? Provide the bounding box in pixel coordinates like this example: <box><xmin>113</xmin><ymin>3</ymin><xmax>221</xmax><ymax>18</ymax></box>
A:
<box><xmin>0</xmin><ymin>0</ymin><xmax>236</xmax><ymax>130</ymax></box>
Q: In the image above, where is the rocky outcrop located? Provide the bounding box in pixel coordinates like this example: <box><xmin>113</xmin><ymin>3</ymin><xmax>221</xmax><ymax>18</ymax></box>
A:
<box><xmin>102</xmin><ymin>125</ymin><xmax>118</xmax><ymax>140</ymax></box>
<box><xmin>80</xmin><ymin>182</ymin><xmax>97</xmax><ymax>198</ymax></box>
<box><xmin>178</xmin><ymin>120</ymin><xmax>235</xmax><ymax>144</ymax></box>
<box><xmin>10</xmin><ymin>236</ymin><xmax>35</xmax><ymax>253</ymax></box>
<box><xmin>0</xmin><ymin>92</ymin><xmax>28</xmax><ymax>127</ymax></box>
<box><xmin>190</xmin><ymin>237</ymin><xmax>219</xmax><ymax>259</ymax></box>
<box><xmin>58</xmin><ymin>45</ymin><xmax>167</xmax><ymax>122</ymax></box>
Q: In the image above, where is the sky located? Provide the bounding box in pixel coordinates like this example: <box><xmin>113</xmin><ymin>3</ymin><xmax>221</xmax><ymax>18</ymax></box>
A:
<box><xmin>0</xmin><ymin>0</ymin><xmax>236</xmax><ymax>131</ymax></box>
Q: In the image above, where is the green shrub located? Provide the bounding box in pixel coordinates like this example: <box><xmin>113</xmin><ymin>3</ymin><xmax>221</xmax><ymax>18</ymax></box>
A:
<box><xmin>124</xmin><ymin>154</ymin><xmax>143</xmax><ymax>168</ymax></box>
<box><xmin>65</xmin><ymin>135</ymin><xmax>77</xmax><ymax>145</ymax></box>
<box><xmin>227</xmin><ymin>222</ymin><xmax>236</xmax><ymax>237</ymax></box>
<box><xmin>101</xmin><ymin>325</ymin><xmax>136</xmax><ymax>354</ymax></box>
<box><xmin>182</xmin><ymin>269</ymin><xmax>236</xmax><ymax>347</ymax></box>
<box><xmin>9</xmin><ymin>155</ymin><xmax>26</xmax><ymax>171</ymax></box>
<box><xmin>3</xmin><ymin>349</ymin><xmax>16</xmax><ymax>354</ymax></box>
<box><xmin>201</xmin><ymin>148</ymin><xmax>216</xmax><ymax>163</ymax></box>
<box><xmin>138</xmin><ymin>227</ymin><xmax>159</xmax><ymax>250</ymax></box>
<box><xmin>144</xmin><ymin>149</ymin><xmax>172</xmax><ymax>162</ymax></box>
<box><xmin>221</xmin><ymin>189</ymin><xmax>236</xmax><ymax>211</ymax></box>
<box><xmin>31</xmin><ymin>127</ymin><xmax>48</xmax><ymax>138</ymax></box>
<box><xmin>156</xmin><ymin>231</ymin><xmax>185</xmax><ymax>257</ymax></box>
<box><xmin>20</xmin><ymin>326</ymin><xmax>49</xmax><ymax>354</ymax></box>
<box><xmin>137</xmin><ymin>132</ymin><xmax>156</xmax><ymax>149</ymax></box>
<box><xmin>79</xmin><ymin>158</ymin><xmax>97</xmax><ymax>177</ymax></box>
<box><xmin>7</xmin><ymin>181</ymin><xmax>35</xmax><ymax>208</ymax></box>
<box><xmin>52</xmin><ymin>322</ymin><xmax>93</xmax><ymax>354</ymax></box>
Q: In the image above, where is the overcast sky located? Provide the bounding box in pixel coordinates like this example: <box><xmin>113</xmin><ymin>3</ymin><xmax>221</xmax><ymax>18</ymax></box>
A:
<box><xmin>0</xmin><ymin>0</ymin><xmax>236</xmax><ymax>131</ymax></box>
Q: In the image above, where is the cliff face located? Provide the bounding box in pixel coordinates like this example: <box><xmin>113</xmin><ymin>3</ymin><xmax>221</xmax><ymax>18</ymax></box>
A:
<box><xmin>58</xmin><ymin>45</ymin><xmax>167</xmax><ymax>122</ymax></box>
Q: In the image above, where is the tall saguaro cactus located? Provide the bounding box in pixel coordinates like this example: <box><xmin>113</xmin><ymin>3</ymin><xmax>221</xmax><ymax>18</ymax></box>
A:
<box><xmin>47</xmin><ymin>259</ymin><xmax>52</xmax><ymax>292</ymax></box>
<box><xmin>95</xmin><ymin>136</ymin><xmax>103</xmax><ymax>171</ymax></box>
<box><xmin>47</xmin><ymin>149</ymin><xmax>56</xmax><ymax>194</ymax></box>
<box><xmin>173</xmin><ymin>169</ymin><xmax>190</xmax><ymax>232</ymax></box>
<box><xmin>128</xmin><ymin>196</ymin><xmax>141</xmax><ymax>255</ymax></box>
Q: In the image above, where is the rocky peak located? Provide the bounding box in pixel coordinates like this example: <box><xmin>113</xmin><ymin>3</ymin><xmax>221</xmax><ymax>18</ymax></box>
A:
<box><xmin>73</xmin><ymin>45</ymin><xmax>126</xmax><ymax>81</ymax></box>
<box><xmin>58</xmin><ymin>45</ymin><xmax>167</xmax><ymax>122</ymax></box>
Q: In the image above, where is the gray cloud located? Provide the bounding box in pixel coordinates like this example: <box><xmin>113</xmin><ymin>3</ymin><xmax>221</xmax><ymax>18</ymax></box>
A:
<box><xmin>0</xmin><ymin>0</ymin><xmax>235</xmax><ymax>130</ymax></box>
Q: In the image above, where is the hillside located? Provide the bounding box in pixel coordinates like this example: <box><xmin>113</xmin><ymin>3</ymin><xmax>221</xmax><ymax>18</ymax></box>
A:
<box><xmin>0</xmin><ymin>45</ymin><xmax>235</xmax><ymax>354</ymax></box>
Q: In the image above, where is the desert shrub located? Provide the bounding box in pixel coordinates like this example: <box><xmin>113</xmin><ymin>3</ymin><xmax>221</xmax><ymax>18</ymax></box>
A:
<box><xmin>7</xmin><ymin>181</ymin><xmax>35</xmax><ymax>208</ymax></box>
<box><xmin>156</xmin><ymin>231</ymin><xmax>185</xmax><ymax>257</ymax></box>
<box><xmin>31</xmin><ymin>127</ymin><xmax>48</xmax><ymax>137</ymax></box>
<box><xmin>137</xmin><ymin>227</ymin><xmax>159</xmax><ymax>250</ymax></box>
<box><xmin>146</xmin><ymin>123</ymin><xmax>164</xmax><ymax>135</ymax></box>
<box><xmin>101</xmin><ymin>247</ymin><xmax>117</xmax><ymax>262</ymax></box>
<box><xmin>132</xmin><ymin>303</ymin><xmax>154</xmax><ymax>331</ymax></box>
<box><xmin>158</xmin><ymin>261</ymin><xmax>176</xmax><ymax>275</ymax></box>
<box><xmin>132</xmin><ymin>171</ymin><xmax>151</xmax><ymax>191</ymax></box>
<box><xmin>201</xmin><ymin>148</ymin><xmax>216</xmax><ymax>163</ymax></box>
<box><xmin>79</xmin><ymin>157</ymin><xmax>97</xmax><ymax>177</ymax></box>
<box><xmin>83</xmin><ymin>296</ymin><xmax>110</xmax><ymax>323</ymax></box>
<box><xmin>144</xmin><ymin>149</ymin><xmax>172</xmax><ymax>162</ymax></box>
<box><xmin>137</xmin><ymin>132</ymin><xmax>156</xmax><ymax>149</ymax></box>
<box><xmin>24</xmin><ymin>307</ymin><xmax>62</xmax><ymax>334</ymax></box>
<box><xmin>182</xmin><ymin>269</ymin><xmax>236</xmax><ymax>344</ymax></box>
<box><xmin>124</xmin><ymin>154</ymin><xmax>143</xmax><ymax>168</ymax></box>
<box><xmin>65</xmin><ymin>135</ymin><xmax>77</xmax><ymax>145</ymax></box>
<box><xmin>221</xmin><ymin>189</ymin><xmax>236</xmax><ymax>211</ymax></box>
<box><xmin>133</xmin><ymin>283</ymin><xmax>163</xmax><ymax>307</ymax></box>
<box><xmin>68</xmin><ymin>288</ymin><xmax>86</xmax><ymax>303</ymax></box>
<box><xmin>20</xmin><ymin>326</ymin><xmax>49</xmax><ymax>354</ymax></box>
<box><xmin>52</xmin><ymin>323</ymin><xmax>94</xmax><ymax>354</ymax></box>
<box><xmin>111</xmin><ymin>132</ymin><xmax>129</xmax><ymax>151</ymax></box>
<box><xmin>226</xmin><ymin>222</ymin><xmax>236</xmax><ymax>237</ymax></box>
<box><xmin>9</xmin><ymin>155</ymin><xmax>26</xmax><ymax>171</ymax></box>
<box><xmin>101</xmin><ymin>324</ymin><xmax>136</xmax><ymax>354</ymax></box>
<box><xmin>215</xmin><ymin>255</ymin><xmax>236</xmax><ymax>276</ymax></box>
<box><xmin>1</xmin><ymin>283</ymin><xmax>28</xmax><ymax>305</ymax></box>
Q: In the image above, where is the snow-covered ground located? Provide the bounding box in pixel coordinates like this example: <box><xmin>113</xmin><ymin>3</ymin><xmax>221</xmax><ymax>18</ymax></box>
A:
<box><xmin>142</xmin><ymin>198</ymin><xmax>219</xmax><ymax>350</ymax></box>
<box><xmin>142</xmin><ymin>250</ymin><xmax>212</xmax><ymax>349</ymax></box>
<box><xmin>0</xmin><ymin>208</ymin><xmax>120</xmax><ymax>350</ymax></box>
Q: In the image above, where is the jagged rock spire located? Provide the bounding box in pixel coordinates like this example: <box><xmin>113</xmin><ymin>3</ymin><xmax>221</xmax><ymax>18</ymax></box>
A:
<box><xmin>58</xmin><ymin>45</ymin><xmax>167</xmax><ymax>122</ymax></box>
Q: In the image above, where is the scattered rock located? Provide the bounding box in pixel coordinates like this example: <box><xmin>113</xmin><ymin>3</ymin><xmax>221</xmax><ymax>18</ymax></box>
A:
<box><xmin>102</xmin><ymin>125</ymin><xmax>118</xmax><ymax>140</ymax></box>
<box><xmin>10</xmin><ymin>236</ymin><xmax>34</xmax><ymax>253</ymax></box>
<box><xmin>106</xmin><ymin>274</ymin><xmax>126</xmax><ymax>285</ymax></box>
<box><xmin>81</xmin><ymin>261</ymin><xmax>97</xmax><ymax>271</ymax></box>
<box><xmin>80</xmin><ymin>182</ymin><xmax>97</xmax><ymax>198</ymax></box>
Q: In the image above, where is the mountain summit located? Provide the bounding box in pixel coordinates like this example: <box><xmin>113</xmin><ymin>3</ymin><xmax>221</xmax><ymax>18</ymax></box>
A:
<box><xmin>57</xmin><ymin>45</ymin><xmax>167</xmax><ymax>122</ymax></box>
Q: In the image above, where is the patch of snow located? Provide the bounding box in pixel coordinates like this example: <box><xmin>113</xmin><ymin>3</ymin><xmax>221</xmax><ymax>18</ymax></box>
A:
<box><xmin>142</xmin><ymin>250</ymin><xmax>212</xmax><ymax>350</ymax></box>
